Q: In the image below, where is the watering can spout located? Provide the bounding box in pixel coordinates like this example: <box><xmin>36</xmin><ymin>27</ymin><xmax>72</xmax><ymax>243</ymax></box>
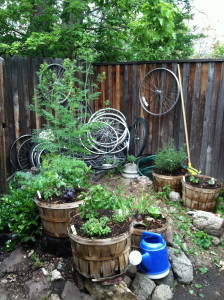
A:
<box><xmin>129</xmin><ymin>250</ymin><xmax>150</xmax><ymax>266</ymax></box>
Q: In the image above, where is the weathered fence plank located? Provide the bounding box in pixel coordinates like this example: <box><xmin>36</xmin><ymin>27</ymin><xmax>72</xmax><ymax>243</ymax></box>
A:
<box><xmin>0</xmin><ymin>58</ymin><xmax>7</xmax><ymax>193</ymax></box>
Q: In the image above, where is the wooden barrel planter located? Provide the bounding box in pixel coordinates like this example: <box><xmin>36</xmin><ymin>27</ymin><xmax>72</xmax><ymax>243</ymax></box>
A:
<box><xmin>35</xmin><ymin>199</ymin><xmax>83</xmax><ymax>238</ymax></box>
<box><xmin>68</xmin><ymin>226</ymin><xmax>131</xmax><ymax>281</ymax></box>
<box><xmin>182</xmin><ymin>175</ymin><xmax>222</xmax><ymax>211</ymax></box>
<box><xmin>152</xmin><ymin>172</ymin><xmax>183</xmax><ymax>193</ymax></box>
<box><xmin>131</xmin><ymin>218</ymin><xmax>168</xmax><ymax>250</ymax></box>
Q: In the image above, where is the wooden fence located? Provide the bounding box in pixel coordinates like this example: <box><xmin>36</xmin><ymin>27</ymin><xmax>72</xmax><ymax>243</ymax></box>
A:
<box><xmin>0</xmin><ymin>57</ymin><xmax>224</xmax><ymax>193</ymax></box>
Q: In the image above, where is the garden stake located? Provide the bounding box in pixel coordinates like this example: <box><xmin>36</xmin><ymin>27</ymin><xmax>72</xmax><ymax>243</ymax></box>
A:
<box><xmin>177</xmin><ymin>64</ymin><xmax>199</xmax><ymax>174</ymax></box>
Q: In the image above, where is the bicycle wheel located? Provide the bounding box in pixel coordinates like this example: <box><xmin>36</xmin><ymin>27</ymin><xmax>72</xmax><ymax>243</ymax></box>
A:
<box><xmin>139</xmin><ymin>68</ymin><xmax>180</xmax><ymax>115</ymax></box>
<box><xmin>89</xmin><ymin>108</ymin><xmax>126</xmax><ymax>122</ymax></box>
<box><xmin>10</xmin><ymin>134</ymin><xmax>33</xmax><ymax>170</ymax></box>
<box><xmin>81</xmin><ymin>122</ymin><xmax>119</xmax><ymax>154</ymax></box>
<box><xmin>129</xmin><ymin>117</ymin><xmax>148</xmax><ymax>157</ymax></box>
<box><xmin>90</xmin><ymin>113</ymin><xmax>129</xmax><ymax>145</ymax></box>
<box><xmin>17</xmin><ymin>138</ymin><xmax>34</xmax><ymax>170</ymax></box>
<box><xmin>39</xmin><ymin>63</ymin><xmax>70</xmax><ymax>104</ymax></box>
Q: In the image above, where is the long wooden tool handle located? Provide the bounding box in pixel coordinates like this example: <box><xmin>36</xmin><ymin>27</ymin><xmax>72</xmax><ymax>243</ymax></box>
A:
<box><xmin>177</xmin><ymin>64</ymin><xmax>191</xmax><ymax>165</ymax></box>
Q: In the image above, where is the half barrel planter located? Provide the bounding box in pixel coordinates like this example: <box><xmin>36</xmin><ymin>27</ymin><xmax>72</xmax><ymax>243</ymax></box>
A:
<box><xmin>131</xmin><ymin>217</ymin><xmax>168</xmax><ymax>250</ymax></box>
<box><xmin>182</xmin><ymin>175</ymin><xmax>222</xmax><ymax>211</ymax></box>
<box><xmin>152</xmin><ymin>172</ymin><xmax>183</xmax><ymax>193</ymax></box>
<box><xmin>34</xmin><ymin>199</ymin><xmax>83</xmax><ymax>238</ymax></box>
<box><xmin>68</xmin><ymin>220</ymin><xmax>132</xmax><ymax>281</ymax></box>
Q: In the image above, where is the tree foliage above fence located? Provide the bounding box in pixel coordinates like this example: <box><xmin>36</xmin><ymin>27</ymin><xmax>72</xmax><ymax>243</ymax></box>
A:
<box><xmin>0</xmin><ymin>0</ymin><xmax>199</xmax><ymax>62</ymax></box>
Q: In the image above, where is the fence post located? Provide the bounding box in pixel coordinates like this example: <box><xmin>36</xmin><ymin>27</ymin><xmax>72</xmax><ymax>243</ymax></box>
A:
<box><xmin>0</xmin><ymin>57</ymin><xmax>7</xmax><ymax>194</ymax></box>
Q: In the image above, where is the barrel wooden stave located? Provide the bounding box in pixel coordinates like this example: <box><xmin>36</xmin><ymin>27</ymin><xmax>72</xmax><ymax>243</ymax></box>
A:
<box><xmin>182</xmin><ymin>176</ymin><xmax>222</xmax><ymax>211</ymax></box>
<box><xmin>152</xmin><ymin>172</ymin><xmax>183</xmax><ymax>193</ymax></box>
<box><xmin>35</xmin><ymin>199</ymin><xmax>83</xmax><ymax>238</ymax></box>
<box><xmin>68</xmin><ymin>229</ymin><xmax>131</xmax><ymax>280</ymax></box>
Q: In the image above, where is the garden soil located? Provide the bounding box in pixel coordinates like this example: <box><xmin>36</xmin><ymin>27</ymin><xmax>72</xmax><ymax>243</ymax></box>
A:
<box><xmin>0</xmin><ymin>174</ymin><xmax>223</xmax><ymax>300</ymax></box>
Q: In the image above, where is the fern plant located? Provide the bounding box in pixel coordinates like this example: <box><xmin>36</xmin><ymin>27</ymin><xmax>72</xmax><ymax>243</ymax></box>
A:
<box><xmin>29</xmin><ymin>58</ymin><xmax>105</xmax><ymax>156</ymax></box>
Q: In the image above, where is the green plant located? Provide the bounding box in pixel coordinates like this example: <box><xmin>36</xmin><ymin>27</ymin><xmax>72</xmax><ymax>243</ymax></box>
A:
<box><xmin>189</xmin><ymin>175</ymin><xmax>200</xmax><ymax>184</ymax></box>
<box><xmin>198</xmin><ymin>267</ymin><xmax>208</xmax><ymax>274</ymax></box>
<box><xmin>208</xmin><ymin>178</ymin><xmax>215</xmax><ymax>185</ymax></box>
<box><xmin>79</xmin><ymin>184</ymin><xmax>133</xmax><ymax>219</ymax></box>
<box><xmin>31</xmin><ymin>253</ymin><xmax>42</xmax><ymax>267</ymax></box>
<box><xmin>0</xmin><ymin>191</ymin><xmax>41</xmax><ymax>244</ymax></box>
<box><xmin>152</xmin><ymin>184</ymin><xmax>171</xmax><ymax>201</ymax></box>
<box><xmin>81</xmin><ymin>217</ymin><xmax>111</xmax><ymax>237</ymax></box>
<box><xmin>30</xmin><ymin>59</ymin><xmax>105</xmax><ymax>156</ymax></box>
<box><xmin>147</xmin><ymin>206</ymin><xmax>161</xmax><ymax>219</ymax></box>
<box><xmin>126</xmin><ymin>155</ymin><xmax>136</xmax><ymax>163</ymax></box>
<box><xmin>155</xmin><ymin>141</ymin><xmax>186</xmax><ymax>173</ymax></box>
<box><xmin>134</xmin><ymin>190</ymin><xmax>150</xmax><ymax>215</ymax></box>
<box><xmin>193</xmin><ymin>231</ymin><xmax>212</xmax><ymax>249</ymax></box>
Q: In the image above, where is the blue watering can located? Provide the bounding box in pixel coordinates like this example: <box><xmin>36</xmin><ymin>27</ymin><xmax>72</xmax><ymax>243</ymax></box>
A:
<box><xmin>129</xmin><ymin>231</ymin><xmax>170</xmax><ymax>279</ymax></box>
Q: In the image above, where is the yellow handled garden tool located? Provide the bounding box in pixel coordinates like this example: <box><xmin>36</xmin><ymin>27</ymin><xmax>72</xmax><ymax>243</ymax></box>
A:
<box><xmin>177</xmin><ymin>64</ymin><xmax>199</xmax><ymax>175</ymax></box>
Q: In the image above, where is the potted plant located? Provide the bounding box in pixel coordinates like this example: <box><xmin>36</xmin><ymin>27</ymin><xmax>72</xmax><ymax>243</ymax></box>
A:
<box><xmin>152</xmin><ymin>141</ymin><xmax>187</xmax><ymax>193</ymax></box>
<box><xmin>33</xmin><ymin>155</ymin><xmax>91</xmax><ymax>238</ymax></box>
<box><xmin>67</xmin><ymin>184</ymin><xmax>134</xmax><ymax>280</ymax></box>
<box><xmin>131</xmin><ymin>190</ymin><xmax>168</xmax><ymax>250</ymax></box>
<box><xmin>182</xmin><ymin>174</ymin><xmax>222</xmax><ymax>211</ymax></box>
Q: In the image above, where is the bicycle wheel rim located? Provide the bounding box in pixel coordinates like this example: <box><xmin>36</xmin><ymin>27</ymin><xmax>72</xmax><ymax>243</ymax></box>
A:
<box><xmin>139</xmin><ymin>68</ymin><xmax>180</xmax><ymax>116</ymax></box>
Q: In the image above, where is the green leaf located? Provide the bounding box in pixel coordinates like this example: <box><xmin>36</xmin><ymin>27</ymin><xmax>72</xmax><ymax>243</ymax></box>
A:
<box><xmin>198</xmin><ymin>267</ymin><xmax>208</xmax><ymax>274</ymax></box>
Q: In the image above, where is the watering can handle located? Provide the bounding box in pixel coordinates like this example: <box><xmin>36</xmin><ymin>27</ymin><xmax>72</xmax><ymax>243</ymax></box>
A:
<box><xmin>142</xmin><ymin>231</ymin><xmax>163</xmax><ymax>243</ymax></box>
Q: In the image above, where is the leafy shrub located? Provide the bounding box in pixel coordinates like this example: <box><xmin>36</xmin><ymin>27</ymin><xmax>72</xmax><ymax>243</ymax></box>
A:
<box><xmin>81</xmin><ymin>217</ymin><xmax>111</xmax><ymax>237</ymax></box>
<box><xmin>81</xmin><ymin>185</ymin><xmax>133</xmax><ymax>218</ymax></box>
<box><xmin>0</xmin><ymin>189</ymin><xmax>41</xmax><ymax>244</ymax></box>
<box><xmin>193</xmin><ymin>231</ymin><xmax>212</xmax><ymax>249</ymax></box>
<box><xmin>155</xmin><ymin>141</ymin><xmax>186</xmax><ymax>173</ymax></box>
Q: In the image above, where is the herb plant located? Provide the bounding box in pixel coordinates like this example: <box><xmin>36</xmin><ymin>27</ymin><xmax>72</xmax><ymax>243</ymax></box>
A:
<box><xmin>77</xmin><ymin>184</ymin><xmax>134</xmax><ymax>237</ymax></box>
<box><xmin>81</xmin><ymin>217</ymin><xmax>111</xmax><ymax>237</ymax></box>
<box><xmin>126</xmin><ymin>155</ymin><xmax>136</xmax><ymax>163</ymax></box>
<box><xmin>189</xmin><ymin>176</ymin><xmax>200</xmax><ymax>184</ymax></box>
<box><xmin>155</xmin><ymin>141</ymin><xmax>186</xmax><ymax>173</ymax></box>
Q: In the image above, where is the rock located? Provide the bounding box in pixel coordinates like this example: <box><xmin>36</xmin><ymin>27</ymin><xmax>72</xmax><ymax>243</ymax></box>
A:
<box><xmin>0</xmin><ymin>247</ymin><xmax>27</xmax><ymax>278</ymax></box>
<box><xmin>192</xmin><ymin>210</ymin><xmax>224</xmax><ymax>237</ymax></box>
<box><xmin>164</xmin><ymin>218</ymin><xmax>174</xmax><ymax>246</ymax></box>
<box><xmin>57</xmin><ymin>263</ymin><xmax>65</xmax><ymax>272</ymax></box>
<box><xmin>169</xmin><ymin>191</ymin><xmax>181</xmax><ymax>202</ymax></box>
<box><xmin>125</xmin><ymin>265</ymin><xmax>137</xmax><ymax>278</ymax></box>
<box><xmin>130</xmin><ymin>272</ymin><xmax>156</xmax><ymax>299</ymax></box>
<box><xmin>1</xmin><ymin>279</ymin><xmax>7</xmax><ymax>284</ymax></box>
<box><xmin>24</xmin><ymin>276</ymin><xmax>51</xmax><ymax>300</ymax></box>
<box><xmin>85</xmin><ymin>280</ymin><xmax>136</xmax><ymax>300</ymax></box>
<box><xmin>151</xmin><ymin>284</ymin><xmax>173</xmax><ymax>300</ymax></box>
<box><xmin>73</xmin><ymin>270</ymin><xmax>86</xmax><ymax>292</ymax></box>
<box><xmin>62</xmin><ymin>281</ymin><xmax>92</xmax><ymax>300</ymax></box>
<box><xmin>154</xmin><ymin>270</ymin><xmax>174</xmax><ymax>290</ymax></box>
<box><xmin>134</xmin><ymin>176</ymin><xmax>153</xmax><ymax>186</ymax></box>
<box><xmin>51</xmin><ymin>270</ymin><xmax>63</xmax><ymax>281</ymax></box>
<box><xmin>100</xmin><ymin>276</ymin><xmax>123</xmax><ymax>285</ymax></box>
<box><xmin>123</xmin><ymin>275</ymin><xmax>132</xmax><ymax>287</ymax></box>
<box><xmin>212</xmin><ymin>237</ymin><xmax>221</xmax><ymax>245</ymax></box>
<box><xmin>41</xmin><ymin>267</ymin><xmax>49</xmax><ymax>276</ymax></box>
<box><xmin>168</xmin><ymin>247</ymin><xmax>193</xmax><ymax>284</ymax></box>
<box><xmin>27</xmin><ymin>249</ymin><xmax>34</xmax><ymax>257</ymax></box>
<box><xmin>50</xmin><ymin>294</ymin><xmax>62</xmax><ymax>300</ymax></box>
